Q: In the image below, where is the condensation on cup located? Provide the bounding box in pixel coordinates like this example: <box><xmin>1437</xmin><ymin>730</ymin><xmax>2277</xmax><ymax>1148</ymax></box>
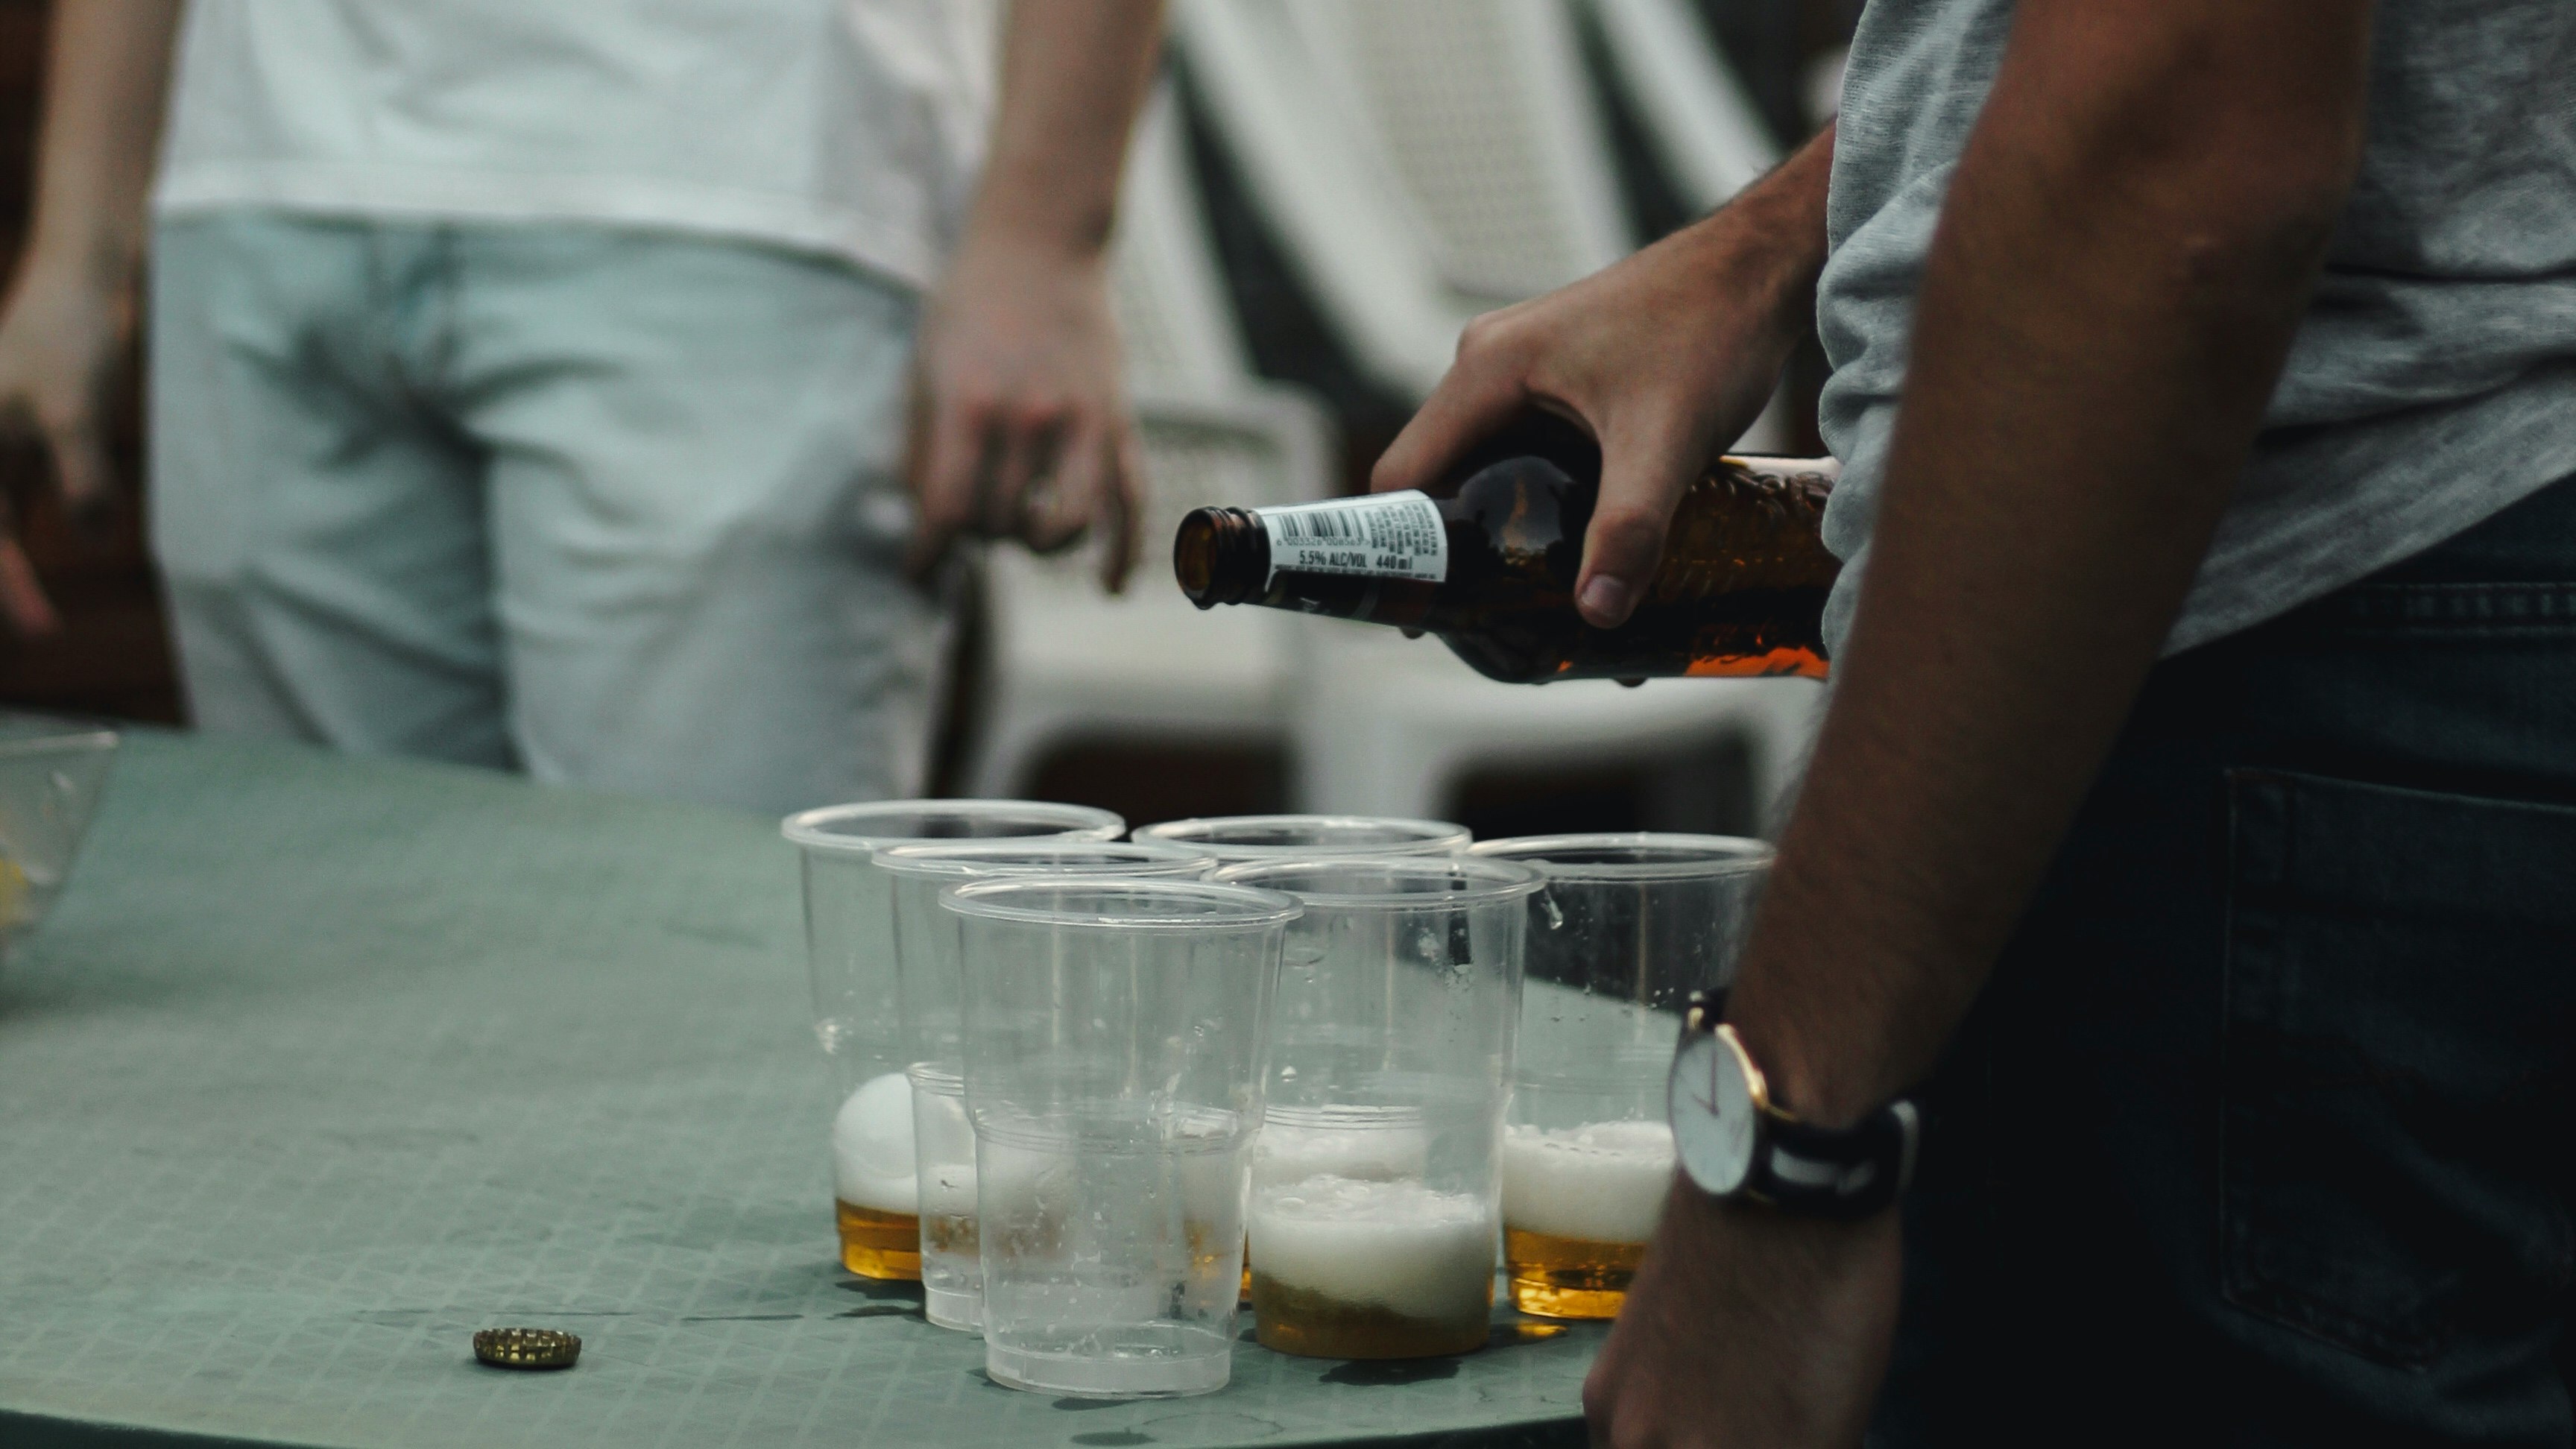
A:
<box><xmin>1471</xmin><ymin>833</ymin><xmax>1772</xmax><ymax>1319</ymax></box>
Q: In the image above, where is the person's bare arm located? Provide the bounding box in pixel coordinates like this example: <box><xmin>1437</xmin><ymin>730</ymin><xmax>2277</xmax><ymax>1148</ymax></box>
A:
<box><xmin>1584</xmin><ymin>1</ymin><xmax>2375</xmax><ymax>1444</ymax></box>
<box><xmin>903</xmin><ymin>0</ymin><xmax>1164</xmax><ymax>591</ymax></box>
<box><xmin>0</xmin><ymin>0</ymin><xmax>180</xmax><ymax>633</ymax></box>
<box><xmin>1371</xmin><ymin>125</ymin><xmax>1833</xmax><ymax>584</ymax></box>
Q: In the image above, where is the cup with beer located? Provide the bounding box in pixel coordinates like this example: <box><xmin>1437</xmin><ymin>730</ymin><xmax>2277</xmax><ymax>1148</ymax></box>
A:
<box><xmin>1136</xmin><ymin>819</ymin><xmax>1477</xmax><ymax>1303</ymax></box>
<box><xmin>1215</xmin><ymin>856</ymin><xmax>1539</xmax><ymax>1360</ymax></box>
<box><xmin>874</xmin><ymin>839</ymin><xmax>1218</xmax><ymax>1330</ymax></box>
<box><xmin>781</xmin><ymin>801</ymin><xmax>1123</xmax><ymax>1281</ymax></box>
<box><xmin>947</xmin><ymin>877</ymin><xmax>1298</xmax><ymax>1398</ymax></box>
<box><xmin>1467</xmin><ymin>834</ymin><xmax>1773</xmax><ymax>1319</ymax></box>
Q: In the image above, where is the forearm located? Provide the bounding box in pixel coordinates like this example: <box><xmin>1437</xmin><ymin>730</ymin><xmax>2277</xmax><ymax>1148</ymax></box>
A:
<box><xmin>1679</xmin><ymin>121</ymin><xmax>1835</xmax><ymax>370</ymax></box>
<box><xmin>961</xmin><ymin>0</ymin><xmax>1166</xmax><ymax>264</ymax></box>
<box><xmin>17</xmin><ymin>0</ymin><xmax>180</xmax><ymax>290</ymax></box>
<box><xmin>1727</xmin><ymin>0</ymin><xmax>2373</xmax><ymax>1125</ymax></box>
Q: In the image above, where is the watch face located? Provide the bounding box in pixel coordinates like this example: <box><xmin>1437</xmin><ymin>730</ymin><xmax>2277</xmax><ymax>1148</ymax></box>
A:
<box><xmin>1668</xmin><ymin>1030</ymin><xmax>1757</xmax><ymax>1196</ymax></box>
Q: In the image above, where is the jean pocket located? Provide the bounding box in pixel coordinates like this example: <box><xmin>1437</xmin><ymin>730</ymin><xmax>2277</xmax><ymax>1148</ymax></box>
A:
<box><xmin>2220</xmin><ymin>769</ymin><xmax>2576</xmax><ymax>1368</ymax></box>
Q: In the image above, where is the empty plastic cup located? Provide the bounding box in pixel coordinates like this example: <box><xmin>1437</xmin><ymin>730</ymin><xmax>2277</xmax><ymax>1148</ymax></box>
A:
<box><xmin>782</xmin><ymin>800</ymin><xmax>1123</xmax><ymax>1279</ymax></box>
<box><xmin>874</xmin><ymin>838</ymin><xmax>1218</xmax><ymax>1329</ymax></box>
<box><xmin>947</xmin><ymin>877</ymin><xmax>1298</xmax><ymax>1398</ymax></box>
<box><xmin>1133</xmin><ymin>814</ymin><xmax>1471</xmax><ymax>863</ymax></box>
<box><xmin>1215</xmin><ymin>856</ymin><xmax>1538</xmax><ymax>1360</ymax></box>
<box><xmin>1466</xmin><ymin>833</ymin><xmax>1772</xmax><ymax>1319</ymax></box>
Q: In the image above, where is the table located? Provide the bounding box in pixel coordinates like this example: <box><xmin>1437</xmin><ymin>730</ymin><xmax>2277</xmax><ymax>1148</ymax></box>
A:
<box><xmin>0</xmin><ymin>732</ymin><xmax>1600</xmax><ymax>1448</ymax></box>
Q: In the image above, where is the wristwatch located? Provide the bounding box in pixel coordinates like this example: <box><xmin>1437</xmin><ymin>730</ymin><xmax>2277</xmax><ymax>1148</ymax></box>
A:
<box><xmin>1667</xmin><ymin>990</ymin><xmax>1920</xmax><ymax>1219</ymax></box>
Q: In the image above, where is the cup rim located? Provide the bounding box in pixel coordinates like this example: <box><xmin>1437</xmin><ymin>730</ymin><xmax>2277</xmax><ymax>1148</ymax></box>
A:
<box><xmin>941</xmin><ymin>876</ymin><xmax>1302</xmax><ymax>931</ymax></box>
<box><xmin>872</xmin><ymin>838</ymin><xmax>1215</xmax><ymax>879</ymax></box>
<box><xmin>904</xmin><ymin>1062</ymin><xmax>965</xmax><ymax>1092</ymax></box>
<box><xmin>1467</xmin><ymin>831</ymin><xmax>1774</xmax><ymax>881</ymax></box>
<box><xmin>1212</xmin><ymin>853</ymin><xmax>1541</xmax><ymax>908</ymax></box>
<box><xmin>0</xmin><ymin>725</ymin><xmax>120</xmax><ymax>760</ymax></box>
<box><xmin>780</xmin><ymin>798</ymin><xmax>1125</xmax><ymax>855</ymax></box>
<box><xmin>1131</xmin><ymin>813</ymin><xmax>1471</xmax><ymax>859</ymax></box>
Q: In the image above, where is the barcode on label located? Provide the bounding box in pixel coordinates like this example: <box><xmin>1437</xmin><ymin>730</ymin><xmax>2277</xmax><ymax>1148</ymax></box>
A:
<box><xmin>1272</xmin><ymin>509</ymin><xmax>1363</xmax><ymax>543</ymax></box>
<box><xmin>1260</xmin><ymin>491</ymin><xmax>1450</xmax><ymax>587</ymax></box>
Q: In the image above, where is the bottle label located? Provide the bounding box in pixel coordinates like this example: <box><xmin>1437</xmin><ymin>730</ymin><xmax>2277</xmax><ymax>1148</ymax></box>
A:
<box><xmin>1261</xmin><ymin>491</ymin><xmax>1449</xmax><ymax>586</ymax></box>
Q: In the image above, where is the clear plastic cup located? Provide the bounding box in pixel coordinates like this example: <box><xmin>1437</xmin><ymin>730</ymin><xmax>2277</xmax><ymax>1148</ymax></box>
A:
<box><xmin>1132</xmin><ymin>814</ymin><xmax>1471</xmax><ymax>864</ymax></box>
<box><xmin>782</xmin><ymin>800</ymin><xmax>1123</xmax><ymax>1280</ymax></box>
<box><xmin>946</xmin><ymin>877</ymin><xmax>1299</xmax><ymax>1398</ymax></box>
<box><xmin>1134</xmin><ymin>815</ymin><xmax>1475</xmax><ymax>1304</ymax></box>
<box><xmin>874</xmin><ymin>839</ymin><xmax>1218</xmax><ymax>1329</ymax></box>
<box><xmin>1466</xmin><ymin>833</ymin><xmax>1772</xmax><ymax>1319</ymax></box>
<box><xmin>1214</xmin><ymin>856</ymin><xmax>1538</xmax><ymax>1360</ymax></box>
<box><xmin>906</xmin><ymin>1066</ymin><xmax>976</xmax><ymax>1326</ymax></box>
<box><xmin>0</xmin><ymin>716</ymin><xmax>118</xmax><ymax>962</ymax></box>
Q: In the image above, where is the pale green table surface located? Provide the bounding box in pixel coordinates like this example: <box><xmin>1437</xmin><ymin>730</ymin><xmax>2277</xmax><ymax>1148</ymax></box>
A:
<box><xmin>0</xmin><ymin>732</ymin><xmax>1598</xmax><ymax>1449</ymax></box>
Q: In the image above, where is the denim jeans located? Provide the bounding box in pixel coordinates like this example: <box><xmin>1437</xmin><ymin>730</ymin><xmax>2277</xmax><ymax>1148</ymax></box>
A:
<box><xmin>151</xmin><ymin>212</ymin><xmax>944</xmax><ymax>817</ymax></box>
<box><xmin>1873</xmin><ymin>477</ymin><xmax>2576</xmax><ymax>1446</ymax></box>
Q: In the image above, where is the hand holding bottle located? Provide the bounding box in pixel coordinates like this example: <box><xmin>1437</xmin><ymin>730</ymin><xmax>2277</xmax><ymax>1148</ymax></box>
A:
<box><xmin>1371</xmin><ymin>128</ymin><xmax>1837</xmax><ymax>631</ymax></box>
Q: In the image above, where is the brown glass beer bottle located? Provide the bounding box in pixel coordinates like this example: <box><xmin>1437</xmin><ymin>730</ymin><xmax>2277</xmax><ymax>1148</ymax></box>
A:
<box><xmin>1173</xmin><ymin>413</ymin><xmax>1840</xmax><ymax>684</ymax></box>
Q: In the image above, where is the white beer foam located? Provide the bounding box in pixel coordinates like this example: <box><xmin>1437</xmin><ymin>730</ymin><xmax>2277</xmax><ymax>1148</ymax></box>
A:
<box><xmin>1500</xmin><ymin>1120</ymin><xmax>1675</xmax><ymax>1243</ymax></box>
<box><xmin>1254</xmin><ymin>1117</ymin><xmax>1431</xmax><ymax>1190</ymax></box>
<box><xmin>832</xmin><ymin>1071</ymin><xmax>918</xmax><ymax>1213</ymax></box>
<box><xmin>1248</xmin><ymin>1175</ymin><xmax>1495</xmax><ymax>1323</ymax></box>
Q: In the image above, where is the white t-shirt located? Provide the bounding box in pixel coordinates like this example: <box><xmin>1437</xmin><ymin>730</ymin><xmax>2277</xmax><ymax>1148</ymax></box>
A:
<box><xmin>151</xmin><ymin>0</ymin><xmax>1000</xmax><ymax>291</ymax></box>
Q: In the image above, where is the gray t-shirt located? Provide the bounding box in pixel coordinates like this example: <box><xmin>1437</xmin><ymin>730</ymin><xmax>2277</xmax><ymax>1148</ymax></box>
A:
<box><xmin>1815</xmin><ymin>2</ymin><xmax>2576</xmax><ymax>656</ymax></box>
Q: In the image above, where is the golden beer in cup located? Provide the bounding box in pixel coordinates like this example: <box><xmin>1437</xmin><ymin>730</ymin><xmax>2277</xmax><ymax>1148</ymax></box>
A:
<box><xmin>785</xmin><ymin>800</ymin><xmax>1123</xmax><ymax>1282</ymax></box>
<box><xmin>1215</xmin><ymin>856</ymin><xmax>1538</xmax><ymax>1362</ymax></box>
<box><xmin>1248</xmin><ymin>1175</ymin><xmax>1494</xmax><ymax>1359</ymax></box>
<box><xmin>1499</xmin><ymin>1120</ymin><xmax>1676</xmax><ymax>1318</ymax></box>
<box><xmin>832</xmin><ymin>1069</ymin><xmax>921</xmax><ymax>1278</ymax></box>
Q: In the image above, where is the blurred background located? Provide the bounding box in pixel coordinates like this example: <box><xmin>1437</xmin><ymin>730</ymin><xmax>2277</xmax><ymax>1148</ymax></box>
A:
<box><xmin>0</xmin><ymin>0</ymin><xmax>1855</xmax><ymax>839</ymax></box>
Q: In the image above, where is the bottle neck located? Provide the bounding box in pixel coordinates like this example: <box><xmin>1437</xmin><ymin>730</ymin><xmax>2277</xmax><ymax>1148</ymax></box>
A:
<box><xmin>1172</xmin><ymin>507</ymin><xmax>1270</xmax><ymax>608</ymax></box>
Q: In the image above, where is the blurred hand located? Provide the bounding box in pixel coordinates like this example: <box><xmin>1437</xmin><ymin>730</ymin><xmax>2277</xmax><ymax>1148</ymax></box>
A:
<box><xmin>1584</xmin><ymin>1183</ymin><xmax>1901</xmax><ymax>1449</ymax></box>
<box><xmin>0</xmin><ymin>261</ymin><xmax>129</xmax><ymax>635</ymax></box>
<box><xmin>903</xmin><ymin>237</ymin><xmax>1143</xmax><ymax>593</ymax></box>
<box><xmin>0</xmin><ymin>262</ymin><xmax>122</xmax><ymax>520</ymax></box>
<box><xmin>1371</xmin><ymin>133</ymin><xmax>1833</xmax><ymax>630</ymax></box>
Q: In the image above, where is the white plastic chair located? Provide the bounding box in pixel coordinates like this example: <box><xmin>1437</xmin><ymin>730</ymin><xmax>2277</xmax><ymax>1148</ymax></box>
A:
<box><xmin>1280</xmin><ymin>0</ymin><xmax>1632</xmax><ymax>306</ymax></box>
<box><xmin>1582</xmin><ymin>0</ymin><xmax>1781</xmax><ymax>213</ymax></box>
<box><xmin>1289</xmin><ymin>622</ymin><xmax>1823</xmax><ymax>833</ymax></box>
<box><xmin>963</xmin><ymin>84</ymin><xmax>1337</xmax><ymax>799</ymax></box>
<box><xmin>1105</xmin><ymin>83</ymin><xmax>1254</xmax><ymax>397</ymax></box>
<box><xmin>1174</xmin><ymin>0</ymin><xmax>1636</xmax><ymax>400</ymax></box>
<box><xmin>1583</xmin><ymin>0</ymin><xmax>1793</xmax><ymax>451</ymax></box>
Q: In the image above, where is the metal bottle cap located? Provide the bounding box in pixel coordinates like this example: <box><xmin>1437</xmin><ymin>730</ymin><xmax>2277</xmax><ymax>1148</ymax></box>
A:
<box><xmin>472</xmin><ymin>1327</ymin><xmax>582</xmax><ymax>1370</ymax></box>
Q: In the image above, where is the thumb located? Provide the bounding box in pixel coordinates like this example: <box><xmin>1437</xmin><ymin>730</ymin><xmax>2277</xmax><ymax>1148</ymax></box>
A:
<box><xmin>902</xmin><ymin>378</ymin><xmax>983</xmax><ymax>583</ymax></box>
<box><xmin>45</xmin><ymin>419</ymin><xmax>119</xmax><ymax>530</ymax></box>
<box><xmin>1575</xmin><ymin>414</ymin><xmax>1701</xmax><ymax>630</ymax></box>
<box><xmin>0</xmin><ymin>529</ymin><xmax>60</xmax><ymax>638</ymax></box>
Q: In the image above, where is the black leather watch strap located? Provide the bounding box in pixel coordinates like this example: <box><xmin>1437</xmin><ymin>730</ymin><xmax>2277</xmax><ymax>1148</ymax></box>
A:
<box><xmin>1747</xmin><ymin>1100</ymin><xmax>1920</xmax><ymax>1220</ymax></box>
